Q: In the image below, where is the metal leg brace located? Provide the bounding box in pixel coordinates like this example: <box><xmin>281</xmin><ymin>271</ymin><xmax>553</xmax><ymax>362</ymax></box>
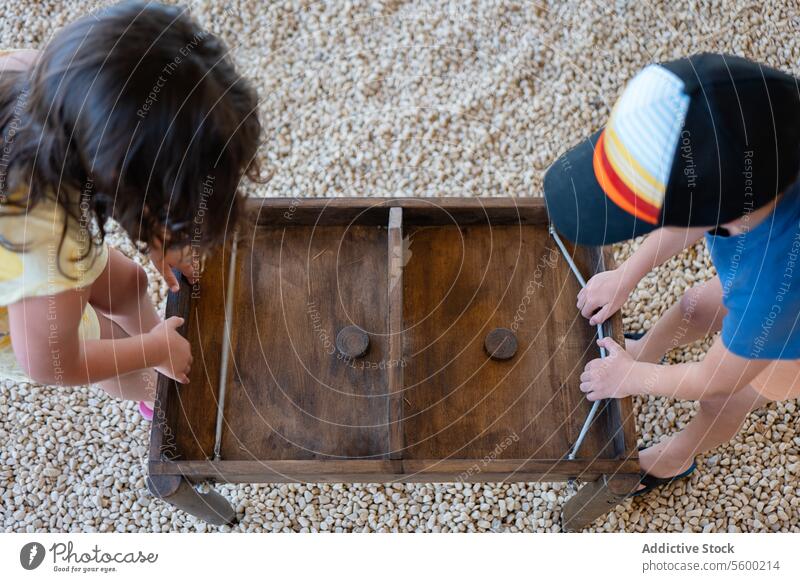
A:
<box><xmin>548</xmin><ymin>225</ymin><xmax>608</xmax><ymax>461</ymax></box>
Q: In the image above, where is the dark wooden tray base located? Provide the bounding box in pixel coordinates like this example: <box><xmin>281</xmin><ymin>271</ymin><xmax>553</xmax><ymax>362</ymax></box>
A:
<box><xmin>148</xmin><ymin>198</ymin><xmax>640</xmax><ymax>530</ymax></box>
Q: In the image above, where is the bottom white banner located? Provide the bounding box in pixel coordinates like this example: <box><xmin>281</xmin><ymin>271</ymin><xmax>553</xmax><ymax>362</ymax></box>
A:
<box><xmin>1</xmin><ymin>533</ymin><xmax>797</xmax><ymax>581</ymax></box>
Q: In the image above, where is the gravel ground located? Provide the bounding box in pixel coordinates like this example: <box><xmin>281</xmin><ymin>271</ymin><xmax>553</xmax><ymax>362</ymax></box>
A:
<box><xmin>2</xmin><ymin>0</ymin><xmax>800</xmax><ymax>532</ymax></box>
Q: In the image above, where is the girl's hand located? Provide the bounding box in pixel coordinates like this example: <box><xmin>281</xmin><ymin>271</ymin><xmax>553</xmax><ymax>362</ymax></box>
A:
<box><xmin>576</xmin><ymin>268</ymin><xmax>632</xmax><ymax>326</ymax></box>
<box><xmin>579</xmin><ymin>338</ymin><xmax>646</xmax><ymax>401</ymax></box>
<box><xmin>148</xmin><ymin>317</ymin><xmax>193</xmax><ymax>384</ymax></box>
<box><xmin>149</xmin><ymin>242</ymin><xmax>201</xmax><ymax>293</ymax></box>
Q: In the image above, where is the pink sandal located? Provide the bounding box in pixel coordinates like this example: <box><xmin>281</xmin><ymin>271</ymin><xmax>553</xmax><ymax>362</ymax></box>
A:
<box><xmin>139</xmin><ymin>401</ymin><xmax>154</xmax><ymax>421</ymax></box>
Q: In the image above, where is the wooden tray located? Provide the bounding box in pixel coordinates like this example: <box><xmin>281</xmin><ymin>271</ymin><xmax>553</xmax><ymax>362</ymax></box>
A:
<box><xmin>147</xmin><ymin>197</ymin><xmax>640</xmax><ymax>530</ymax></box>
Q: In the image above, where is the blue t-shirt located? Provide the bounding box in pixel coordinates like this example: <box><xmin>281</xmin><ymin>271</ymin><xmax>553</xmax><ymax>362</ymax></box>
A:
<box><xmin>706</xmin><ymin>185</ymin><xmax>800</xmax><ymax>360</ymax></box>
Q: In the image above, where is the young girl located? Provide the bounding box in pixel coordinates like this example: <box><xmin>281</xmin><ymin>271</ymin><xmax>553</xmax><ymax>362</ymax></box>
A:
<box><xmin>0</xmin><ymin>1</ymin><xmax>261</xmax><ymax>419</ymax></box>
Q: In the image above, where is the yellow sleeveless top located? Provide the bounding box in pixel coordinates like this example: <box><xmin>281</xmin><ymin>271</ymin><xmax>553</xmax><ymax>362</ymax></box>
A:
<box><xmin>0</xmin><ymin>192</ymin><xmax>108</xmax><ymax>381</ymax></box>
<box><xmin>0</xmin><ymin>48</ymin><xmax>108</xmax><ymax>381</ymax></box>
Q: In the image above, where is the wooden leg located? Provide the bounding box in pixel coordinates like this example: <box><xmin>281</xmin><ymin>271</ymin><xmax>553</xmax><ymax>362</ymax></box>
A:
<box><xmin>561</xmin><ymin>474</ymin><xmax>639</xmax><ymax>532</ymax></box>
<box><xmin>147</xmin><ymin>475</ymin><xmax>237</xmax><ymax>526</ymax></box>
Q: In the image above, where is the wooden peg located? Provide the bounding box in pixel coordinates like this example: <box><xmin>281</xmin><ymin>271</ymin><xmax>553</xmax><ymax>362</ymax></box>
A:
<box><xmin>484</xmin><ymin>328</ymin><xmax>517</xmax><ymax>360</ymax></box>
<box><xmin>336</xmin><ymin>325</ymin><xmax>370</xmax><ymax>358</ymax></box>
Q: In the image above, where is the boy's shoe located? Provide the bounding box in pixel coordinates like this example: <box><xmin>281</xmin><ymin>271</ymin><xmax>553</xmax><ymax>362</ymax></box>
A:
<box><xmin>139</xmin><ymin>401</ymin><xmax>154</xmax><ymax>421</ymax></box>
<box><xmin>629</xmin><ymin>446</ymin><xmax>697</xmax><ymax>498</ymax></box>
<box><xmin>628</xmin><ymin>462</ymin><xmax>697</xmax><ymax>498</ymax></box>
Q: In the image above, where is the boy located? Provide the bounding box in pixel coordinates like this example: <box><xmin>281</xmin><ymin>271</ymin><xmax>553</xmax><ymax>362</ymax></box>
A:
<box><xmin>544</xmin><ymin>53</ymin><xmax>800</xmax><ymax>495</ymax></box>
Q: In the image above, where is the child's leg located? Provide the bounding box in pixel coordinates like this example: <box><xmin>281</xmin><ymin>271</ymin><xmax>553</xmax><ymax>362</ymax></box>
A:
<box><xmin>89</xmin><ymin>248</ymin><xmax>161</xmax><ymax>336</ymax></box>
<box><xmin>631</xmin><ymin>276</ymin><xmax>766</xmax><ymax>484</ymax></box>
<box><xmin>628</xmin><ymin>276</ymin><xmax>725</xmax><ymax>363</ymax></box>
<box><xmin>89</xmin><ymin>248</ymin><xmax>160</xmax><ymax>404</ymax></box>
<box><xmin>639</xmin><ymin>385</ymin><xmax>768</xmax><ymax>479</ymax></box>
<box><xmin>94</xmin><ymin>311</ymin><xmax>157</xmax><ymax>403</ymax></box>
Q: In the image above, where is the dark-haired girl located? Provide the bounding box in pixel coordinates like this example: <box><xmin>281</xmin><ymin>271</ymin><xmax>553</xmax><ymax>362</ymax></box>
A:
<box><xmin>0</xmin><ymin>2</ymin><xmax>261</xmax><ymax>418</ymax></box>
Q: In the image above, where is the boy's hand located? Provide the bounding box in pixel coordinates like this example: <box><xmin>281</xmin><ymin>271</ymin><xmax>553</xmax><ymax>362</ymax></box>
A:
<box><xmin>149</xmin><ymin>242</ymin><xmax>201</xmax><ymax>293</ymax></box>
<box><xmin>148</xmin><ymin>317</ymin><xmax>193</xmax><ymax>384</ymax></box>
<box><xmin>579</xmin><ymin>338</ymin><xmax>645</xmax><ymax>400</ymax></box>
<box><xmin>577</xmin><ymin>268</ymin><xmax>631</xmax><ymax>326</ymax></box>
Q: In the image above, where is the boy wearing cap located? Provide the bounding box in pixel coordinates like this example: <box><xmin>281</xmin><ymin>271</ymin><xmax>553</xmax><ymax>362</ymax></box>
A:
<box><xmin>545</xmin><ymin>53</ymin><xmax>800</xmax><ymax>495</ymax></box>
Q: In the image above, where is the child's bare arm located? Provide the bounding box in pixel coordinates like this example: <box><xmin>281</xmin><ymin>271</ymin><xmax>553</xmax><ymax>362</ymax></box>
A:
<box><xmin>577</xmin><ymin>226</ymin><xmax>708</xmax><ymax>325</ymax></box>
<box><xmin>579</xmin><ymin>336</ymin><xmax>768</xmax><ymax>402</ymax></box>
<box><xmin>7</xmin><ymin>288</ymin><xmax>190</xmax><ymax>385</ymax></box>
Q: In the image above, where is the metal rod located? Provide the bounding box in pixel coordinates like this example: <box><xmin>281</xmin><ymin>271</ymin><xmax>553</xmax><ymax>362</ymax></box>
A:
<box><xmin>548</xmin><ymin>225</ymin><xmax>607</xmax><ymax>460</ymax></box>
<box><xmin>568</xmin><ymin>401</ymin><xmax>602</xmax><ymax>460</ymax></box>
<box><xmin>213</xmin><ymin>235</ymin><xmax>239</xmax><ymax>461</ymax></box>
<box><xmin>549</xmin><ymin>224</ymin><xmax>587</xmax><ymax>287</ymax></box>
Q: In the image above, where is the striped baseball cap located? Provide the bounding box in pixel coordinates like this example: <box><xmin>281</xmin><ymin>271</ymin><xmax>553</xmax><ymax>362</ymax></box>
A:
<box><xmin>544</xmin><ymin>53</ymin><xmax>800</xmax><ymax>245</ymax></box>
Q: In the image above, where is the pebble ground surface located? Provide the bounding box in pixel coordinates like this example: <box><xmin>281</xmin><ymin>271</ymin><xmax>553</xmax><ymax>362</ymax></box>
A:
<box><xmin>1</xmin><ymin>1</ymin><xmax>799</xmax><ymax>532</ymax></box>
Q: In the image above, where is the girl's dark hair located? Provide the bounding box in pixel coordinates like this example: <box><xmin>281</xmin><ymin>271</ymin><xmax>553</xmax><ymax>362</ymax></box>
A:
<box><xmin>0</xmin><ymin>1</ymin><xmax>261</xmax><ymax>262</ymax></box>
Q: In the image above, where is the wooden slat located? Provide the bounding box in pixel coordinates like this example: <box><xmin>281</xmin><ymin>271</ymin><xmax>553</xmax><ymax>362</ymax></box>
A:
<box><xmin>148</xmin><ymin>458</ymin><xmax>640</xmax><ymax>482</ymax></box>
<box><xmin>167</xmin><ymin>242</ymin><xmax>233</xmax><ymax>461</ymax></box>
<box><xmin>387</xmin><ymin>207</ymin><xmax>404</xmax><ymax>459</ymax></box>
<box><xmin>245</xmin><ymin>197</ymin><xmax>548</xmax><ymax>226</ymax></box>
<box><xmin>400</xmin><ymin>458</ymin><xmax>640</xmax><ymax>482</ymax></box>
<box><xmin>398</xmin><ymin>198</ymin><xmax>548</xmax><ymax>226</ymax></box>
<box><xmin>246</xmin><ymin>197</ymin><xmax>391</xmax><ymax>226</ymax></box>
<box><xmin>598</xmin><ymin>246</ymin><xmax>638</xmax><ymax>460</ymax></box>
<box><xmin>213</xmin><ymin>236</ymin><xmax>241</xmax><ymax>460</ymax></box>
<box><xmin>148</xmin><ymin>272</ymin><xmax>192</xmax><ymax>463</ymax></box>
<box><xmin>574</xmin><ymin>244</ymin><xmax>638</xmax><ymax>460</ymax></box>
